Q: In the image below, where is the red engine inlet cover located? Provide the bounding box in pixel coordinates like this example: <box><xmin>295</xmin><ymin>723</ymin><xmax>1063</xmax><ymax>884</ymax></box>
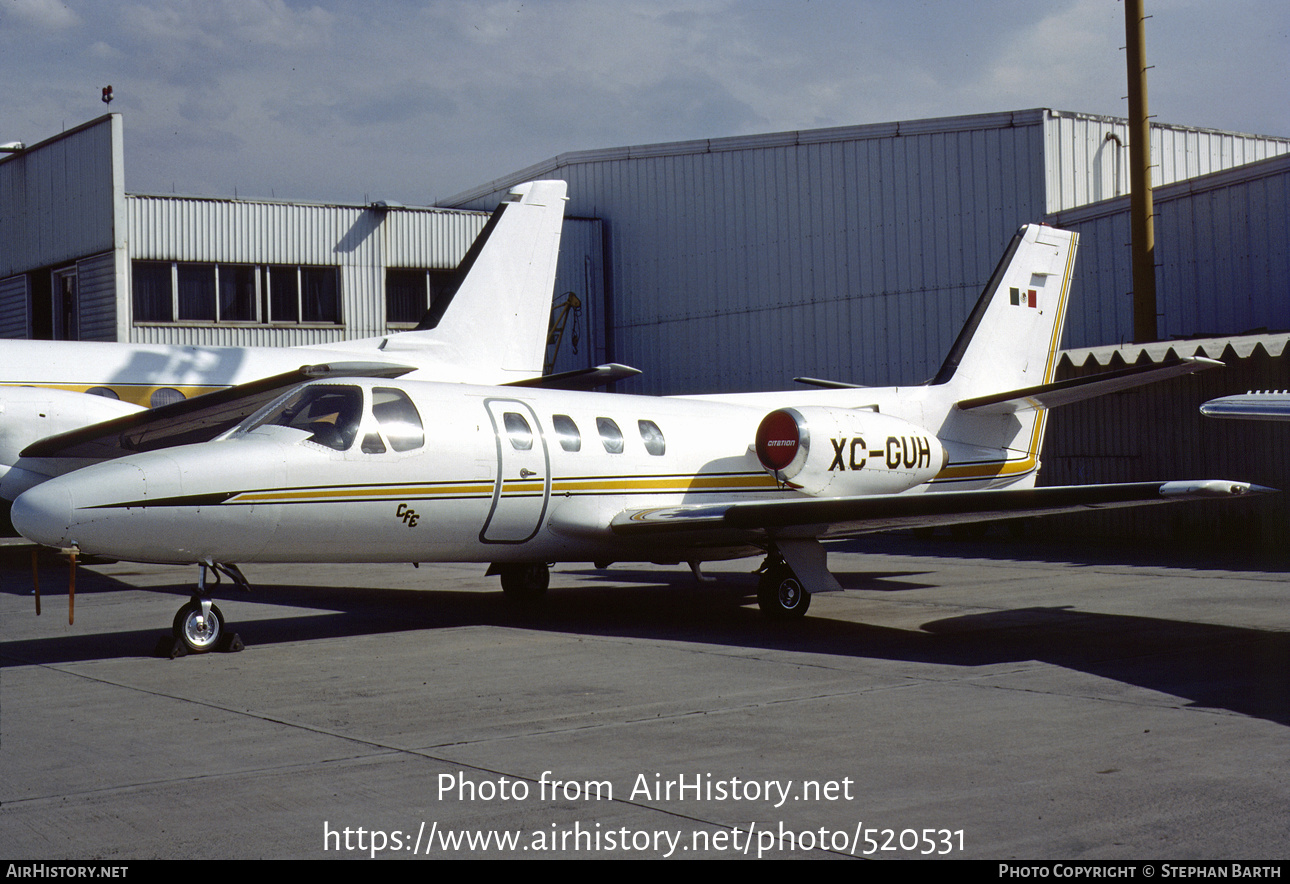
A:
<box><xmin>755</xmin><ymin>409</ymin><xmax>803</xmax><ymax>472</ymax></box>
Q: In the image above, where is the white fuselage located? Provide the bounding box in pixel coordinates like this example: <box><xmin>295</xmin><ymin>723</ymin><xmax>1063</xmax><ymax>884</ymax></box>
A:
<box><xmin>11</xmin><ymin>377</ymin><xmax>1036</xmax><ymax>566</ymax></box>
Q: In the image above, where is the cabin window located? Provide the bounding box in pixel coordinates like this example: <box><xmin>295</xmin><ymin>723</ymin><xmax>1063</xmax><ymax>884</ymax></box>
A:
<box><xmin>552</xmin><ymin>414</ymin><xmax>581</xmax><ymax>452</ymax></box>
<box><xmin>150</xmin><ymin>388</ymin><xmax>185</xmax><ymax>408</ymax></box>
<box><xmin>502</xmin><ymin>412</ymin><xmax>534</xmax><ymax>450</ymax></box>
<box><xmin>638</xmin><ymin>420</ymin><xmax>666</xmax><ymax>456</ymax></box>
<box><xmin>372</xmin><ymin>387</ymin><xmax>425</xmax><ymax>451</ymax></box>
<box><xmin>596</xmin><ymin>417</ymin><xmax>624</xmax><ymax>454</ymax></box>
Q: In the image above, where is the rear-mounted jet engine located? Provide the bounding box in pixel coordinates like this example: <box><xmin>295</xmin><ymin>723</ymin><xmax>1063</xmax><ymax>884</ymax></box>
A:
<box><xmin>754</xmin><ymin>407</ymin><xmax>945</xmax><ymax>496</ymax></box>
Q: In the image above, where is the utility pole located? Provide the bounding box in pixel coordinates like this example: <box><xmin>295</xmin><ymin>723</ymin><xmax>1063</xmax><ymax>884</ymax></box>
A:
<box><xmin>1126</xmin><ymin>0</ymin><xmax>1158</xmax><ymax>342</ymax></box>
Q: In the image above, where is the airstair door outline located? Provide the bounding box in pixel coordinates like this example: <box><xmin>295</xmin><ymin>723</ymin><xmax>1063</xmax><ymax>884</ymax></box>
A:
<box><xmin>480</xmin><ymin>398</ymin><xmax>551</xmax><ymax>544</ymax></box>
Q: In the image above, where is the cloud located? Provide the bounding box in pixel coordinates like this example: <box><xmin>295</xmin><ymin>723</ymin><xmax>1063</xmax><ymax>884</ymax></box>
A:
<box><xmin>1</xmin><ymin>0</ymin><xmax>1284</xmax><ymax>205</ymax></box>
<box><xmin>4</xmin><ymin>0</ymin><xmax>81</xmax><ymax>29</ymax></box>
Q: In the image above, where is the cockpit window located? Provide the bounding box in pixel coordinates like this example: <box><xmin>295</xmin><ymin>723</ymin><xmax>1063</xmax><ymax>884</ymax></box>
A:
<box><xmin>249</xmin><ymin>384</ymin><xmax>363</xmax><ymax>451</ymax></box>
<box><xmin>372</xmin><ymin>387</ymin><xmax>425</xmax><ymax>452</ymax></box>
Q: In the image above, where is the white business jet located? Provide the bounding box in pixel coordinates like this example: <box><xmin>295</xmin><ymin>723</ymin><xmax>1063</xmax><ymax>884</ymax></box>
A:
<box><xmin>13</xmin><ymin>224</ymin><xmax>1266</xmax><ymax>652</ymax></box>
<box><xmin>0</xmin><ymin>180</ymin><xmax>612</xmax><ymax>504</ymax></box>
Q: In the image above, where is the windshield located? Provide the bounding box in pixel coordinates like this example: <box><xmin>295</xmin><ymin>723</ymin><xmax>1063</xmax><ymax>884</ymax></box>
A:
<box><xmin>244</xmin><ymin>384</ymin><xmax>363</xmax><ymax>451</ymax></box>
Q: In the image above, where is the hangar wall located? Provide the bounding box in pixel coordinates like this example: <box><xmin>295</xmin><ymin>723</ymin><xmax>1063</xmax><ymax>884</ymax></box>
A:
<box><xmin>450</xmin><ymin>109</ymin><xmax>1290</xmax><ymax>397</ymax></box>
<box><xmin>1054</xmin><ymin>154</ymin><xmax>1290</xmax><ymax>346</ymax></box>
<box><xmin>1045</xmin><ymin>336</ymin><xmax>1290</xmax><ymax>550</ymax></box>
<box><xmin>0</xmin><ymin>115</ymin><xmax>604</xmax><ymax>375</ymax></box>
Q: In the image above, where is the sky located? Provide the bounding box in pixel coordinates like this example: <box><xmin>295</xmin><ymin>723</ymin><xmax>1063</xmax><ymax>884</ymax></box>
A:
<box><xmin>3</xmin><ymin>0</ymin><xmax>1287</xmax><ymax>206</ymax></box>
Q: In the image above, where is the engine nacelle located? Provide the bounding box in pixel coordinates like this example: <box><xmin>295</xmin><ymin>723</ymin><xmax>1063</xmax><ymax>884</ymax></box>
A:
<box><xmin>754</xmin><ymin>406</ymin><xmax>945</xmax><ymax>496</ymax></box>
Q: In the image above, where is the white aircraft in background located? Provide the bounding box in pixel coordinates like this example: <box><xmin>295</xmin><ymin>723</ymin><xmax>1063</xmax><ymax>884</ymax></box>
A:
<box><xmin>1200</xmin><ymin>391</ymin><xmax>1290</xmax><ymax>421</ymax></box>
<box><xmin>0</xmin><ymin>180</ymin><xmax>626</xmax><ymax>505</ymax></box>
<box><xmin>13</xmin><ymin>223</ymin><xmax>1266</xmax><ymax>652</ymax></box>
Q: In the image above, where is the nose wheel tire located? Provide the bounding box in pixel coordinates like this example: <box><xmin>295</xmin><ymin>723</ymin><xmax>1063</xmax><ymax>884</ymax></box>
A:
<box><xmin>498</xmin><ymin>563</ymin><xmax>550</xmax><ymax>603</ymax></box>
<box><xmin>757</xmin><ymin>565</ymin><xmax>811</xmax><ymax>619</ymax></box>
<box><xmin>173</xmin><ymin>600</ymin><xmax>225</xmax><ymax>653</ymax></box>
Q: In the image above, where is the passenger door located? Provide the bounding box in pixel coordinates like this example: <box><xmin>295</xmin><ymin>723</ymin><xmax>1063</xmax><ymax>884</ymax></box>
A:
<box><xmin>480</xmin><ymin>399</ymin><xmax>551</xmax><ymax>543</ymax></box>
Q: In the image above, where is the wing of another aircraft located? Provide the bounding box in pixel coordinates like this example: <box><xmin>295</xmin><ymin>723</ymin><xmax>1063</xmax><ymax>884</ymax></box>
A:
<box><xmin>20</xmin><ymin>362</ymin><xmax>415</xmax><ymax>461</ymax></box>
<box><xmin>1199</xmin><ymin>391</ymin><xmax>1290</xmax><ymax>421</ymax></box>
<box><xmin>610</xmin><ymin>480</ymin><xmax>1270</xmax><ymax>539</ymax></box>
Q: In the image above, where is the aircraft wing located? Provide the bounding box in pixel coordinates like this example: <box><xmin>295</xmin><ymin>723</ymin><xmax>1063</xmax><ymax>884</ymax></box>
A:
<box><xmin>1199</xmin><ymin>392</ymin><xmax>1290</xmax><ymax>422</ymax></box>
<box><xmin>610</xmin><ymin>480</ymin><xmax>1271</xmax><ymax>539</ymax></box>
<box><xmin>20</xmin><ymin>362</ymin><xmax>416</xmax><ymax>461</ymax></box>
<box><xmin>504</xmin><ymin>363</ymin><xmax>642</xmax><ymax>390</ymax></box>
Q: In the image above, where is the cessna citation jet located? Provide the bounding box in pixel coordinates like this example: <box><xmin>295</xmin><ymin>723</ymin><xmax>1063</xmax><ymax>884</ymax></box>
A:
<box><xmin>0</xmin><ymin>180</ymin><xmax>581</xmax><ymax>505</ymax></box>
<box><xmin>12</xmin><ymin>224</ymin><xmax>1269</xmax><ymax>652</ymax></box>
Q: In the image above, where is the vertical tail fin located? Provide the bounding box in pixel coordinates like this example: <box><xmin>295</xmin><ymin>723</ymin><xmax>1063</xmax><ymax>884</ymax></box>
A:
<box><xmin>331</xmin><ymin>180</ymin><xmax>568</xmax><ymax>380</ymax></box>
<box><xmin>928</xmin><ymin>224</ymin><xmax>1078</xmax><ymax>488</ymax></box>
<box><xmin>931</xmin><ymin>224</ymin><xmax>1078</xmax><ymax>399</ymax></box>
<box><xmin>415</xmin><ymin>180</ymin><xmax>568</xmax><ymax>374</ymax></box>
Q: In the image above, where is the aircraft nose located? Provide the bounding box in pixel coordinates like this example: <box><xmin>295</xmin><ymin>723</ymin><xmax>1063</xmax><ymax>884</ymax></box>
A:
<box><xmin>11</xmin><ymin>481</ymin><xmax>76</xmax><ymax>549</ymax></box>
<box><xmin>10</xmin><ymin>460</ymin><xmax>158</xmax><ymax>554</ymax></box>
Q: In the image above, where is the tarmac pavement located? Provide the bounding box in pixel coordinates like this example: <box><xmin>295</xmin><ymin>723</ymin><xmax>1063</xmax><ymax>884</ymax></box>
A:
<box><xmin>1</xmin><ymin>534</ymin><xmax>1287</xmax><ymax>859</ymax></box>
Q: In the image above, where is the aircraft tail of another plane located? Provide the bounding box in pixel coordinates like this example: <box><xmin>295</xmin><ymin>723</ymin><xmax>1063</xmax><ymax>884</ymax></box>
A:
<box><xmin>327</xmin><ymin>180</ymin><xmax>569</xmax><ymax>377</ymax></box>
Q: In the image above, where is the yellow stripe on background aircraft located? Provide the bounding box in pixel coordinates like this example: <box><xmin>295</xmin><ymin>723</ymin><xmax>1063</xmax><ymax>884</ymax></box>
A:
<box><xmin>0</xmin><ymin>180</ymin><xmax>614</xmax><ymax>506</ymax></box>
<box><xmin>12</xmin><ymin>223</ymin><xmax>1268</xmax><ymax>652</ymax></box>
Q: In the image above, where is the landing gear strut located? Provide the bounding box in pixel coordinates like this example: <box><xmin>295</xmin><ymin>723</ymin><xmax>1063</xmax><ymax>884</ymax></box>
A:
<box><xmin>756</xmin><ymin>557</ymin><xmax>811</xmax><ymax>619</ymax></box>
<box><xmin>494</xmin><ymin>562</ymin><xmax>550</xmax><ymax>604</ymax></box>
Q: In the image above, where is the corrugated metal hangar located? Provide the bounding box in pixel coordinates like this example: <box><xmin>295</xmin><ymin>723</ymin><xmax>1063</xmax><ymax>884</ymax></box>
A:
<box><xmin>0</xmin><ymin>114</ymin><xmax>603</xmax><ymax>373</ymax></box>
<box><xmin>3</xmin><ymin>107</ymin><xmax>1288</xmax><ymax>547</ymax></box>
<box><xmin>448</xmin><ymin>107</ymin><xmax>1289</xmax><ymax>395</ymax></box>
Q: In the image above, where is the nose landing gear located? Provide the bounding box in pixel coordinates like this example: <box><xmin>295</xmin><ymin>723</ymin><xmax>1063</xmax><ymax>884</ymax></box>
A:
<box><xmin>173</xmin><ymin>598</ymin><xmax>225</xmax><ymax>653</ymax></box>
<box><xmin>157</xmin><ymin>562</ymin><xmax>247</xmax><ymax>656</ymax></box>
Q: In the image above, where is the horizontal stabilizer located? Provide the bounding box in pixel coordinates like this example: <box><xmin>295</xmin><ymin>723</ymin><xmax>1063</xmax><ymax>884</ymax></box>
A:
<box><xmin>611</xmin><ymin>480</ymin><xmax>1272</xmax><ymax>538</ymax></box>
<box><xmin>1200</xmin><ymin>391</ymin><xmax>1290</xmax><ymax>422</ymax></box>
<box><xmin>955</xmin><ymin>357</ymin><xmax>1221</xmax><ymax>414</ymax></box>
<box><xmin>21</xmin><ymin>362</ymin><xmax>415</xmax><ymax>460</ymax></box>
<box><xmin>505</xmin><ymin>363</ymin><xmax>642</xmax><ymax>390</ymax></box>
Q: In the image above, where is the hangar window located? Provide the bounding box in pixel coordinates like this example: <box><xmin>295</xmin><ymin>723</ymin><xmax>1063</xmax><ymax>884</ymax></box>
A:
<box><xmin>386</xmin><ymin>268</ymin><xmax>456</xmax><ymax>326</ymax></box>
<box><xmin>596</xmin><ymin>417</ymin><xmax>624</xmax><ymax>454</ymax></box>
<box><xmin>552</xmin><ymin>414</ymin><xmax>581</xmax><ymax>452</ymax></box>
<box><xmin>131</xmin><ymin>261</ymin><xmax>172</xmax><ymax>322</ymax></box>
<box><xmin>131</xmin><ymin>261</ymin><xmax>341</xmax><ymax>325</ymax></box>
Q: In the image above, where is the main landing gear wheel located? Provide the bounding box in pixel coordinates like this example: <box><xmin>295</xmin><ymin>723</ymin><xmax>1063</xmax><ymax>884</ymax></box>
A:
<box><xmin>173</xmin><ymin>599</ymin><xmax>225</xmax><ymax>653</ymax></box>
<box><xmin>498</xmin><ymin>563</ymin><xmax>550</xmax><ymax>604</ymax></box>
<box><xmin>757</xmin><ymin>564</ymin><xmax>811</xmax><ymax>619</ymax></box>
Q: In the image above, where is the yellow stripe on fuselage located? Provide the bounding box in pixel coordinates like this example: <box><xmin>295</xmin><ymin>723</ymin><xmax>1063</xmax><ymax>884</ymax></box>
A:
<box><xmin>223</xmin><ymin>473</ymin><xmax>782</xmax><ymax>506</ymax></box>
<box><xmin>0</xmin><ymin>382</ymin><xmax>222</xmax><ymax>408</ymax></box>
